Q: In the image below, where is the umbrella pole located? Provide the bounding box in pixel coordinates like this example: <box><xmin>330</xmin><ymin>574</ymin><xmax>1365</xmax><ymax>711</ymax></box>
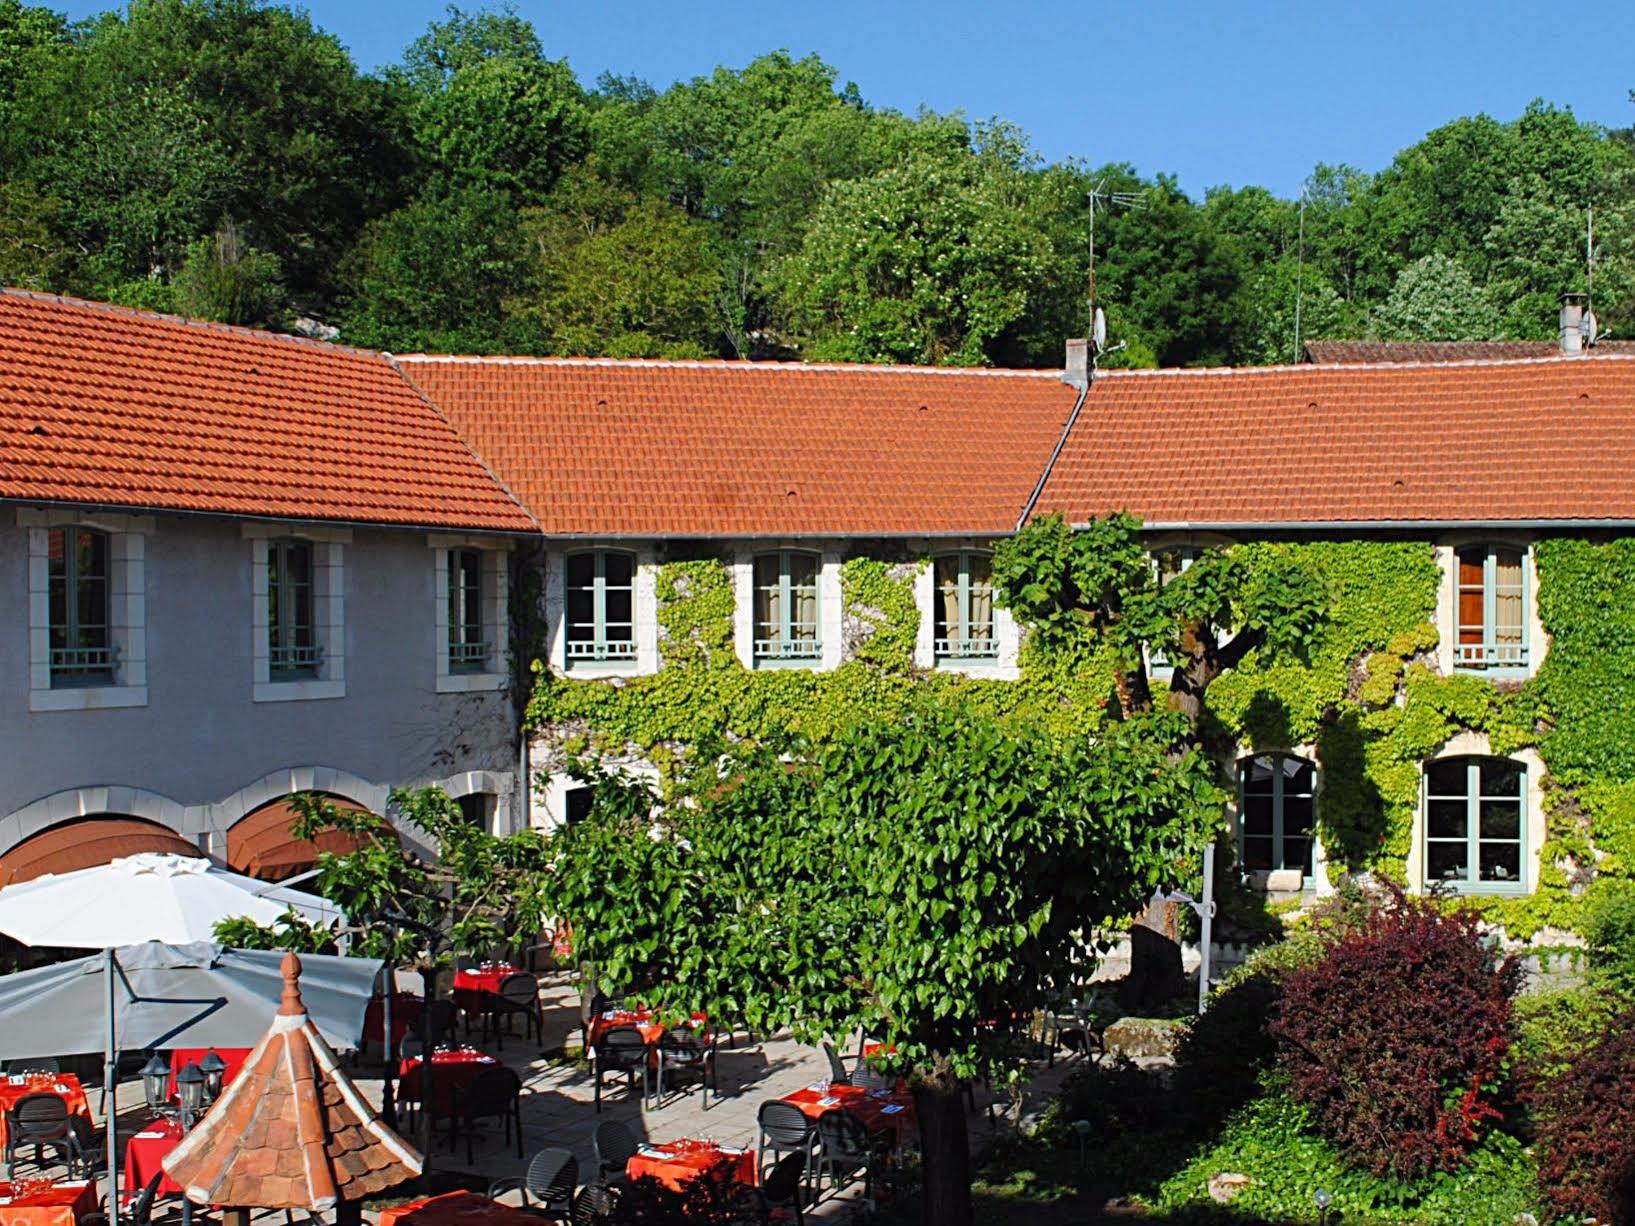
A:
<box><xmin>104</xmin><ymin>947</ymin><xmax>120</xmax><ymax>1226</ymax></box>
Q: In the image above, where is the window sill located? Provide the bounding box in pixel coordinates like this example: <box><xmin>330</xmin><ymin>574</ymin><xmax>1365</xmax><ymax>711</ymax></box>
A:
<box><xmin>933</xmin><ymin>657</ymin><xmax>1013</xmax><ymax>677</ymax></box>
<box><xmin>1430</xmin><ymin>881</ymin><xmax>1529</xmax><ymax>897</ymax></box>
<box><xmin>753</xmin><ymin>656</ymin><xmax>824</xmax><ymax>671</ymax></box>
<box><xmin>29</xmin><ymin>685</ymin><xmax>148</xmax><ymax>713</ymax></box>
<box><xmin>436</xmin><ymin>671</ymin><xmax>509</xmax><ymax>694</ymax></box>
<box><xmin>564</xmin><ymin>660</ymin><xmax>641</xmax><ymax>679</ymax></box>
<box><xmin>253</xmin><ymin>678</ymin><xmax>346</xmax><ymax>703</ymax></box>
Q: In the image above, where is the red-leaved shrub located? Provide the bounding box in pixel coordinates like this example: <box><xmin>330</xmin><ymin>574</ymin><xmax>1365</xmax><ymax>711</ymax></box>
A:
<box><xmin>1534</xmin><ymin>1014</ymin><xmax>1635</xmax><ymax>1224</ymax></box>
<box><xmin>1268</xmin><ymin>884</ymin><xmax>1521</xmax><ymax>1179</ymax></box>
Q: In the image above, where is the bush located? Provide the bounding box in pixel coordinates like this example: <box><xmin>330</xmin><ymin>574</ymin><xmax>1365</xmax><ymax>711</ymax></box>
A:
<box><xmin>1515</xmin><ymin>985</ymin><xmax>1621</xmax><ymax>1084</ymax></box>
<box><xmin>1534</xmin><ymin>1013</ymin><xmax>1635</xmax><ymax>1224</ymax></box>
<box><xmin>1585</xmin><ymin>884</ymin><xmax>1635</xmax><ymax>999</ymax></box>
<box><xmin>1269</xmin><ymin>884</ymin><xmax>1522</xmax><ymax>1180</ymax></box>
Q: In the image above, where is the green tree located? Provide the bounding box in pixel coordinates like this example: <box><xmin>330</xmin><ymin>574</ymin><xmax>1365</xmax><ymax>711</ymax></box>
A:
<box><xmin>1370</xmin><ymin>252</ymin><xmax>1502</xmax><ymax>341</ymax></box>
<box><xmin>545</xmin><ymin>705</ymin><xmax>1221</xmax><ymax>1226</ymax></box>
<box><xmin>1235</xmin><ymin>257</ymin><xmax>1356</xmax><ymax>365</ymax></box>
<box><xmin>397</xmin><ymin>3</ymin><xmax>544</xmax><ymax>94</ymax></box>
<box><xmin>171</xmin><ymin>218</ymin><xmax>286</xmax><ymax>327</ymax></box>
<box><xmin>0</xmin><ymin>182</ymin><xmax>75</xmax><ymax>290</ymax></box>
<box><xmin>0</xmin><ymin>0</ymin><xmax>68</xmax><ymax>174</ymax></box>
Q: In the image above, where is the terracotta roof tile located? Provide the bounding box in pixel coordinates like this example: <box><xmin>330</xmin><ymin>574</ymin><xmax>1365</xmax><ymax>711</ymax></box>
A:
<box><xmin>1035</xmin><ymin>356</ymin><xmax>1635</xmax><ymax>526</ymax></box>
<box><xmin>1303</xmin><ymin>339</ymin><xmax>1635</xmax><ymax>363</ymax></box>
<box><xmin>395</xmin><ymin>355</ymin><xmax>1080</xmax><ymax>536</ymax></box>
<box><xmin>0</xmin><ymin>289</ymin><xmax>534</xmax><ymax>532</ymax></box>
<box><xmin>163</xmin><ymin>953</ymin><xmax>422</xmax><ymax>1210</ymax></box>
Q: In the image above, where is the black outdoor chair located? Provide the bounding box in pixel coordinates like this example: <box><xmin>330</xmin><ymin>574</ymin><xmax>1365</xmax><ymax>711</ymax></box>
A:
<box><xmin>816</xmin><ymin>1108</ymin><xmax>888</xmax><ymax>1204</ymax></box>
<box><xmin>486</xmin><ymin>973</ymin><xmax>543</xmax><ymax>1051</ymax></box>
<box><xmin>756</xmin><ymin>1149</ymin><xmax>808</xmax><ymax>1225</ymax></box>
<box><xmin>3</xmin><ymin>1059</ymin><xmax>59</xmax><ymax>1075</ymax></box>
<box><xmin>847</xmin><ymin>1065</ymin><xmax>895</xmax><ymax>1094</ymax></box>
<box><xmin>4</xmin><ymin>1093</ymin><xmax>74</xmax><ymax>1178</ymax></box>
<box><xmin>65</xmin><ymin>1116</ymin><xmax>100</xmax><ymax>1176</ymax></box>
<box><xmin>756</xmin><ymin>1100</ymin><xmax>816</xmax><ymax>1202</ymax></box>
<box><xmin>425</xmin><ymin>998</ymin><xmax>460</xmax><ymax>1047</ymax></box>
<box><xmin>453</xmin><ymin>1065</ymin><xmax>524</xmax><ymax>1164</ymax></box>
<box><xmin>490</xmin><ymin>1147</ymin><xmax>577</xmax><ymax>1222</ymax></box>
<box><xmin>592</xmin><ymin>1025</ymin><xmax>649</xmax><ymax>1114</ymax></box>
<box><xmin>569</xmin><ymin>1182</ymin><xmax>619</xmax><ymax>1225</ymax></box>
<box><xmin>821</xmin><ymin>1041</ymin><xmax>852</xmax><ymax>1086</ymax></box>
<box><xmin>652</xmin><ymin>1028</ymin><xmax>715</xmax><ymax>1111</ymax></box>
<box><xmin>592</xmin><ymin>1120</ymin><xmax>638</xmax><ymax>1182</ymax></box>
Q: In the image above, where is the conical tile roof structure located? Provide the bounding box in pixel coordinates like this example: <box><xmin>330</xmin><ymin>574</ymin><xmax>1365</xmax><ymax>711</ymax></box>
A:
<box><xmin>163</xmin><ymin>951</ymin><xmax>423</xmax><ymax>1210</ymax></box>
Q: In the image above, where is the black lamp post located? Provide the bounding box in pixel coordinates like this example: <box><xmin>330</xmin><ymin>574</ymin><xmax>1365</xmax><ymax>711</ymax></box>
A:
<box><xmin>175</xmin><ymin>1062</ymin><xmax>206</xmax><ymax>1129</ymax></box>
<box><xmin>199</xmin><ymin>1049</ymin><xmax>227</xmax><ymax>1103</ymax></box>
<box><xmin>141</xmin><ymin>1053</ymin><xmax>171</xmax><ymax>1117</ymax></box>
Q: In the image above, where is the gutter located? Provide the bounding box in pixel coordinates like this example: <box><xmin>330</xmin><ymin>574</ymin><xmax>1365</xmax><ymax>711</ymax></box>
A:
<box><xmin>0</xmin><ymin>498</ymin><xmax>539</xmax><ymax>538</ymax></box>
<box><xmin>1116</xmin><ymin>519</ymin><xmax>1635</xmax><ymax>532</ymax></box>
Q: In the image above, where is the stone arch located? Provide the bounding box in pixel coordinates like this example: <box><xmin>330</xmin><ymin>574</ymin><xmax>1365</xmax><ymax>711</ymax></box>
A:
<box><xmin>0</xmin><ymin>785</ymin><xmax>189</xmax><ymax>857</ymax></box>
<box><xmin>0</xmin><ymin>814</ymin><xmax>202</xmax><ymax>887</ymax></box>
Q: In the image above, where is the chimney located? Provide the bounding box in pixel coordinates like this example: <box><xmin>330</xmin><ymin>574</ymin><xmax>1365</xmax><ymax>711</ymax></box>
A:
<box><xmin>1063</xmin><ymin>338</ymin><xmax>1089</xmax><ymax>391</ymax></box>
<box><xmin>1560</xmin><ymin>293</ymin><xmax>1587</xmax><ymax>356</ymax></box>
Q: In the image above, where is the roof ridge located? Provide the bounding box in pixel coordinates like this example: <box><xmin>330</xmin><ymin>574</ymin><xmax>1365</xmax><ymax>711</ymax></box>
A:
<box><xmin>0</xmin><ymin>286</ymin><xmax>383</xmax><ymax>362</ymax></box>
<box><xmin>1092</xmin><ymin>352</ymin><xmax>1635</xmax><ymax>378</ymax></box>
<box><xmin>390</xmin><ymin>352</ymin><xmax>1061</xmax><ymax>378</ymax></box>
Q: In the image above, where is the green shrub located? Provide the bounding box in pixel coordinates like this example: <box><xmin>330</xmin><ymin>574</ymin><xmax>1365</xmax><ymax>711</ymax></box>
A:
<box><xmin>1515</xmin><ymin>985</ymin><xmax>1621</xmax><ymax>1085</ymax></box>
<box><xmin>1585</xmin><ymin>883</ymin><xmax>1635</xmax><ymax>998</ymax></box>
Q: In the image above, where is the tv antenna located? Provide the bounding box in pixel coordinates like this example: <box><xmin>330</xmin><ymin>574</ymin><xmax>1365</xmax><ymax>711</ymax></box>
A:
<box><xmin>1586</xmin><ymin>204</ymin><xmax>1601</xmax><ymax>346</ymax></box>
<box><xmin>1292</xmin><ymin>183</ymin><xmax>1309</xmax><ymax>364</ymax></box>
<box><xmin>1088</xmin><ymin>178</ymin><xmax>1147</xmax><ymax>367</ymax></box>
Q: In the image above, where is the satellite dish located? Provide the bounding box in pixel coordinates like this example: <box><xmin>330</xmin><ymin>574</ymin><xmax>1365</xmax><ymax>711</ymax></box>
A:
<box><xmin>1583</xmin><ymin>310</ymin><xmax>1599</xmax><ymax>345</ymax></box>
<box><xmin>1092</xmin><ymin>306</ymin><xmax>1107</xmax><ymax>352</ymax></box>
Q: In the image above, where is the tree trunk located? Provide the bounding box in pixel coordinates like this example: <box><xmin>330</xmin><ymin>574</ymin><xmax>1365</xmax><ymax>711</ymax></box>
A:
<box><xmin>1122</xmin><ymin>898</ymin><xmax>1185</xmax><ymax>1010</ymax></box>
<box><xmin>911</xmin><ymin>1058</ymin><xmax>972</xmax><ymax>1226</ymax></box>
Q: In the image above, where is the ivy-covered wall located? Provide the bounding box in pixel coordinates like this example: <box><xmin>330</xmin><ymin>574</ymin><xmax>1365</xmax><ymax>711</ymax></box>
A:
<box><xmin>524</xmin><ymin>536</ymin><xmax>1635</xmax><ymax>941</ymax></box>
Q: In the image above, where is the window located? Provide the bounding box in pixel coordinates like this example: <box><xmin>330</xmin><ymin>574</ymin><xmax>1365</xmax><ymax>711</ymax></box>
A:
<box><xmin>1425</xmin><ymin>756</ymin><xmax>1525</xmax><ymax>891</ymax></box>
<box><xmin>457</xmin><ymin>792</ymin><xmax>496</xmax><ymax>829</ymax></box>
<box><xmin>565</xmin><ymin>551</ymin><xmax>636</xmax><ymax>665</ymax></box>
<box><xmin>1239</xmin><ymin>753</ymin><xmax>1315</xmax><ymax>876</ymax></box>
<box><xmin>1455</xmin><ymin>546</ymin><xmax>1527</xmax><ymax>670</ymax></box>
<box><xmin>753</xmin><ymin>551</ymin><xmax>820</xmax><ymax>663</ymax></box>
<box><xmin>564</xmin><ymin>786</ymin><xmax>595</xmax><ymax>825</ymax></box>
<box><xmin>267</xmin><ymin>538</ymin><xmax>319</xmax><ymax>679</ymax></box>
<box><xmin>447</xmin><ymin>548</ymin><xmax>488</xmax><ymax>673</ymax></box>
<box><xmin>1148</xmin><ymin>546</ymin><xmax>1197</xmax><ymax>677</ymax></box>
<box><xmin>933</xmin><ymin>552</ymin><xmax>997</xmax><ymax>661</ymax></box>
<box><xmin>47</xmin><ymin>527</ymin><xmax>113</xmax><ymax>686</ymax></box>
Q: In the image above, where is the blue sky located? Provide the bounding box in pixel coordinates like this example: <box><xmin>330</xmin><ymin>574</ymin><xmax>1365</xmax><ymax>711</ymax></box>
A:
<box><xmin>58</xmin><ymin>0</ymin><xmax>1635</xmax><ymax>198</ymax></box>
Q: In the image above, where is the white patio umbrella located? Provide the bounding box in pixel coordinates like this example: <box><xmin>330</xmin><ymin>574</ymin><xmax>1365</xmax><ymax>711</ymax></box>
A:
<box><xmin>0</xmin><ymin>942</ymin><xmax>382</xmax><ymax>1226</ymax></box>
<box><xmin>0</xmin><ymin>852</ymin><xmax>344</xmax><ymax>949</ymax></box>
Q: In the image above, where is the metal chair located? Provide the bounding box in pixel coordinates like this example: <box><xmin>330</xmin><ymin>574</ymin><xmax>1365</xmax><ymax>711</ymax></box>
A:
<box><xmin>490</xmin><ymin>1148</ymin><xmax>577</xmax><ymax>1221</ymax></box>
<box><xmin>454</xmin><ymin>1065</ymin><xmax>524</xmax><ymax>1164</ymax></box>
<box><xmin>486</xmin><ymin>973</ymin><xmax>543</xmax><ymax>1051</ymax></box>
<box><xmin>569</xmin><ymin>1183</ymin><xmax>619</xmax><ymax>1225</ymax></box>
<box><xmin>756</xmin><ymin>1149</ymin><xmax>808</xmax><ymax>1224</ymax></box>
<box><xmin>65</xmin><ymin>1116</ymin><xmax>100</xmax><ymax>1177</ymax></box>
<box><xmin>816</xmin><ymin>1108</ymin><xmax>886</xmax><ymax>1204</ymax></box>
<box><xmin>425</xmin><ymin>998</ymin><xmax>460</xmax><ymax>1047</ymax></box>
<box><xmin>652</xmin><ymin>1028</ymin><xmax>715</xmax><ymax>1110</ymax></box>
<box><xmin>756</xmin><ymin>1100</ymin><xmax>816</xmax><ymax>1202</ymax></box>
<box><xmin>4</xmin><ymin>1093</ymin><xmax>73</xmax><ymax>1177</ymax></box>
<box><xmin>821</xmin><ymin>1041</ymin><xmax>852</xmax><ymax>1085</ymax></box>
<box><xmin>127</xmin><ymin>1171</ymin><xmax>165</xmax><ymax>1226</ymax></box>
<box><xmin>591</xmin><ymin>1025</ymin><xmax>649</xmax><ymax>1114</ymax></box>
<box><xmin>592</xmin><ymin>1120</ymin><xmax>638</xmax><ymax>1181</ymax></box>
<box><xmin>848</xmin><ymin>1065</ymin><xmax>895</xmax><ymax>1093</ymax></box>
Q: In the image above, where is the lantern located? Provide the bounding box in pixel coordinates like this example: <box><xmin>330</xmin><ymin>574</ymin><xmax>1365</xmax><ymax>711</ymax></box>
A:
<box><xmin>199</xmin><ymin>1048</ymin><xmax>227</xmax><ymax>1102</ymax></box>
<box><xmin>141</xmin><ymin>1053</ymin><xmax>171</xmax><ymax>1115</ymax></box>
<box><xmin>176</xmin><ymin>1061</ymin><xmax>206</xmax><ymax>1127</ymax></box>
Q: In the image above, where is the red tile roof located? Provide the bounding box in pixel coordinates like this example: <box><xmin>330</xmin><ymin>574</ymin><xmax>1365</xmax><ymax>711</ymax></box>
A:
<box><xmin>1304</xmin><ymin>339</ymin><xmax>1635</xmax><ymax>363</ymax></box>
<box><xmin>0</xmin><ymin>289</ymin><xmax>534</xmax><ymax>532</ymax></box>
<box><xmin>395</xmin><ymin>355</ymin><xmax>1080</xmax><ymax>536</ymax></box>
<box><xmin>164</xmin><ymin>952</ymin><xmax>422</xmax><ymax>1210</ymax></box>
<box><xmin>1033</xmin><ymin>356</ymin><xmax>1635</xmax><ymax>526</ymax></box>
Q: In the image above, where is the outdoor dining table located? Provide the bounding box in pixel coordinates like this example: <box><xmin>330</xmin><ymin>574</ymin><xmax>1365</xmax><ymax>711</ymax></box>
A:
<box><xmin>450</xmin><ymin>965</ymin><xmax>523</xmax><ymax>1016</ymax></box>
<box><xmin>587</xmin><ymin>1006</ymin><xmax>710</xmax><ymax>1050</ymax></box>
<box><xmin>378</xmin><ymin>1191</ymin><xmax>544</xmax><ymax>1226</ymax></box>
<box><xmin>0</xmin><ymin>1076</ymin><xmax>91</xmax><ymax>1152</ymax></box>
<box><xmin>396</xmin><ymin>1047</ymin><xmax>499</xmax><ymax>1116</ymax></box>
<box><xmin>165</xmin><ymin>1048</ymin><xmax>251</xmax><ymax>1099</ymax></box>
<box><xmin>781</xmin><ymin>1081</ymin><xmax>917</xmax><ymax>1148</ymax></box>
<box><xmin>625</xmin><ymin>1138</ymin><xmax>757</xmax><ymax>1192</ymax></box>
<box><xmin>362</xmin><ymin>992</ymin><xmax>425</xmax><ymax>1050</ymax></box>
<box><xmin>120</xmin><ymin>1116</ymin><xmax>185</xmax><ymax>1205</ymax></box>
<box><xmin>0</xmin><ymin>1179</ymin><xmax>97</xmax><ymax>1226</ymax></box>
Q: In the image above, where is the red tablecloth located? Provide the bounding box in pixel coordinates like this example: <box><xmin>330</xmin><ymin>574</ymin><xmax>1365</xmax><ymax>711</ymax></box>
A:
<box><xmin>451</xmin><ymin>967</ymin><xmax>523</xmax><ymax>1015</ymax></box>
<box><xmin>0</xmin><ymin>1076</ymin><xmax>91</xmax><ymax>1152</ymax></box>
<box><xmin>587</xmin><ymin>1008</ymin><xmax>710</xmax><ymax>1051</ymax></box>
<box><xmin>396</xmin><ymin>1048</ymin><xmax>499</xmax><ymax>1115</ymax></box>
<box><xmin>0</xmin><ymin>1179</ymin><xmax>96</xmax><ymax>1226</ymax></box>
<box><xmin>379</xmin><ymin>1191</ymin><xmax>543</xmax><ymax>1226</ymax></box>
<box><xmin>166</xmin><ymin>1049</ymin><xmax>251</xmax><ymax>1100</ymax></box>
<box><xmin>121</xmin><ymin>1117</ymin><xmax>184</xmax><ymax>1204</ymax></box>
<box><xmin>781</xmin><ymin>1082</ymin><xmax>916</xmax><ymax>1148</ymax></box>
<box><xmin>363</xmin><ymin>993</ymin><xmax>425</xmax><ymax>1048</ymax></box>
<box><xmin>626</xmin><ymin>1139</ymin><xmax>757</xmax><ymax>1192</ymax></box>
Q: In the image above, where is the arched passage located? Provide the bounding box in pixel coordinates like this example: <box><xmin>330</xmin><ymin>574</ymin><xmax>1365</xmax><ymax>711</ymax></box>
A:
<box><xmin>0</xmin><ymin>815</ymin><xmax>201</xmax><ymax>888</ymax></box>
<box><xmin>226</xmin><ymin>793</ymin><xmax>393</xmax><ymax>881</ymax></box>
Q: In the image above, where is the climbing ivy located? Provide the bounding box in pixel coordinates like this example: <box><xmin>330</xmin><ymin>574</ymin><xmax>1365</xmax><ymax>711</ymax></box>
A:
<box><xmin>525</xmin><ymin>533</ymin><xmax>1635</xmax><ymax>941</ymax></box>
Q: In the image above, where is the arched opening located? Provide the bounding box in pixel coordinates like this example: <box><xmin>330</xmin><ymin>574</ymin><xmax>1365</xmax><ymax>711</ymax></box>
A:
<box><xmin>1238</xmin><ymin>752</ymin><xmax>1316</xmax><ymax>878</ymax></box>
<box><xmin>226</xmin><ymin>794</ymin><xmax>391</xmax><ymax>881</ymax></box>
<box><xmin>0</xmin><ymin>816</ymin><xmax>200</xmax><ymax>888</ymax></box>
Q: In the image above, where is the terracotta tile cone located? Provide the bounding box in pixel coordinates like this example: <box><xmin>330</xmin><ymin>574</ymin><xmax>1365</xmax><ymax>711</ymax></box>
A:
<box><xmin>163</xmin><ymin>951</ymin><xmax>424</xmax><ymax>1211</ymax></box>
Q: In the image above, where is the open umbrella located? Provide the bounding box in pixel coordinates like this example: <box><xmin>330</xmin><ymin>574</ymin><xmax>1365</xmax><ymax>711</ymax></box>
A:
<box><xmin>0</xmin><ymin>853</ymin><xmax>344</xmax><ymax>948</ymax></box>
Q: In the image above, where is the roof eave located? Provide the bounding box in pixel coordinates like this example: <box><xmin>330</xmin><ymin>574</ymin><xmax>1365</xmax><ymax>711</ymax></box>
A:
<box><xmin>0</xmin><ymin>497</ymin><xmax>538</xmax><ymax>537</ymax></box>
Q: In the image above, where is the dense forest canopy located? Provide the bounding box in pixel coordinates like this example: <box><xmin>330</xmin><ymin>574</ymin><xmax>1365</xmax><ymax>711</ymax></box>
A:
<box><xmin>3</xmin><ymin>0</ymin><xmax>1634</xmax><ymax>367</ymax></box>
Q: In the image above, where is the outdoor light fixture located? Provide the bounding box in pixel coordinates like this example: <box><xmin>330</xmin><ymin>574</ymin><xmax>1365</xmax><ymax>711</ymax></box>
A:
<box><xmin>1149</xmin><ymin>843</ymin><xmax>1220</xmax><ymax>1015</ymax></box>
<box><xmin>199</xmin><ymin>1048</ymin><xmax>227</xmax><ymax>1102</ymax></box>
<box><xmin>176</xmin><ymin>1061</ymin><xmax>206</xmax><ymax>1128</ymax></box>
<box><xmin>141</xmin><ymin>1053</ymin><xmax>171</xmax><ymax>1115</ymax></box>
<box><xmin>1313</xmin><ymin>1188</ymin><xmax>1333</xmax><ymax>1225</ymax></box>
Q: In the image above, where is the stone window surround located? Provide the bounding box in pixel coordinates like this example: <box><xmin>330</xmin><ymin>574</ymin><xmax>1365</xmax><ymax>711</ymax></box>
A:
<box><xmin>20</xmin><ymin>507</ymin><xmax>151</xmax><ymax>712</ymax></box>
<box><xmin>1410</xmin><ymin>732</ymin><xmax>1545</xmax><ymax>897</ymax></box>
<box><xmin>1434</xmin><ymin>535</ymin><xmax>1546</xmax><ymax>678</ymax></box>
<box><xmin>910</xmin><ymin>538</ymin><xmax>1021</xmax><ymax>678</ymax></box>
<box><xmin>731</xmin><ymin>541</ymin><xmax>843</xmax><ymax>671</ymax></box>
<box><xmin>429</xmin><ymin>534</ymin><xmax>511</xmax><ymax>694</ymax></box>
<box><xmin>545</xmin><ymin>543</ymin><xmax>660</xmax><ymax>677</ymax></box>
<box><xmin>244</xmin><ymin>523</ymin><xmax>348</xmax><ymax>703</ymax></box>
<box><xmin>1226</xmin><ymin>740</ymin><xmax>1334</xmax><ymax>897</ymax></box>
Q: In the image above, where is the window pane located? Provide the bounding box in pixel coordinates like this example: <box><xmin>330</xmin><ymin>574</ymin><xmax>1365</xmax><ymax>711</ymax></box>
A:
<box><xmin>754</xmin><ymin>555</ymin><xmax>781</xmax><ymax>641</ymax></box>
<box><xmin>1242</xmin><ymin>756</ymin><xmax>1275</xmax><ymax>795</ymax></box>
<box><xmin>1241</xmin><ymin>795</ymin><xmax>1274</xmax><ymax>839</ymax></box>
<box><xmin>566</xmin><ymin>553</ymin><xmax>596</xmax><ymax>588</ymax></box>
<box><xmin>933</xmin><ymin>555</ymin><xmax>958</xmax><ymax>641</ymax></box>
<box><xmin>1282</xmin><ymin>795</ymin><xmax>1314</xmax><ymax>839</ymax></box>
<box><xmin>604</xmin><ymin>587</ymin><xmax>634</xmax><ymax>629</ymax></box>
<box><xmin>1479</xmin><ymin>842</ymin><xmax>1521</xmax><ymax>883</ymax></box>
<box><xmin>565</xmin><ymin>589</ymin><xmax>595</xmax><ymax>640</ymax></box>
<box><xmin>602</xmin><ymin>552</ymin><xmax>635</xmax><ymax>589</ymax></box>
<box><xmin>565</xmin><ymin>787</ymin><xmax>595</xmax><ymax>825</ymax></box>
<box><xmin>1479</xmin><ymin>800</ymin><xmax>1521</xmax><ymax>841</ymax></box>
<box><xmin>786</xmin><ymin>552</ymin><xmax>818</xmax><ymax>590</ymax></box>
<box><xmin>1427</xmin><ymin>841</ymin><xmax>1469</xmax><ymax>883</ymax></box>
<box><xmin>1428</xmin><ymin>798</ymin><xmax>1469</xmax><ymax>840</ymax></box>
<box><xmin>1480</xmin><ymin>757</ymin><xmax>1523</xmax><ymax>797</ymax></box>
<box><xmin>1457</xmin><ymin>548</ymin><xmax>1485</xmax><ymax>645</ymax></box>
<box><xmin>1281</xmin><ymin>836</ymin><xmax>1313</xmax><ymax>874</ymax></box>
<box><xmin>790</xmin><ymin>560</ymin><xmax>818</xmax><ymax>643</ymax></box>
<box><xmin>1283</xmin><ymin>756</ymin><xmax>1315</xmax><ymax>795</ymax></box>
<box><xmin>967</xmin><ymin>555</ymin><xmax>994</xmax><ymax>643</ymax></box>
<box><xmin>1426</xmin><ymin>758</ymin><xmax>1469</xmax><ymax>797</ymax></box>
<box><xmin>1242</xmin><ymin>835</ymin><xmax>1275</xmax><ymax>871</ymax></box>
<box><xmin>1493</xmin><ymin>551</ymin><xmax>1523</xmax><ymax>651</ymax></box>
